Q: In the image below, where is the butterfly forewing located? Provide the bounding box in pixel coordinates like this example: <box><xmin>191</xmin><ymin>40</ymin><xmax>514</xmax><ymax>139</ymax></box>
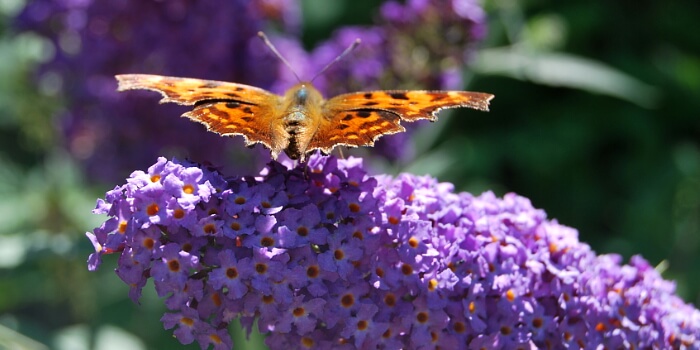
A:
<box><xmin>326</xmin><ymin>90</ymin><xmax>494</xmax><ymax>121</ymax></box>
<box><xmin>116</xmin><ymin>74</ymin><xmax>274</xmax><ymax>105</ymax></box>
<box><xmin>116</xmin><ymin>74</ymin><xmax>289</xmax><ymax>157</ymax></box>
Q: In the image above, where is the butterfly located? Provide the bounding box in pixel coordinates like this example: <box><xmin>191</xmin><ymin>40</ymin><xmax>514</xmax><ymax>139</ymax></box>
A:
<box><xmin>115</xmin><ymin>35</ymin><xmax>494</xmax><ymax>161</ymax></box>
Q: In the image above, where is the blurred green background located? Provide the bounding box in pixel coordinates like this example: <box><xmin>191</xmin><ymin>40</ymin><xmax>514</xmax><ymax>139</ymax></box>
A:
<box><xmin>1</xmin><ymin>0</ymin><xmax>699</xmax><ymax>349</ymax></box>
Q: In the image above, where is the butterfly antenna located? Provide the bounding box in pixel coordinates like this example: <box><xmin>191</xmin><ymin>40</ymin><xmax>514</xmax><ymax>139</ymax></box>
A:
<box><xmin>258</xmin><ymin>31</ymin><xmax>302</xmax><ymax>83</ymax></box>
<box><xmin>311</xmin><ymin>38</ymin><xmax>361</xmax><ymax>83</ymax></box>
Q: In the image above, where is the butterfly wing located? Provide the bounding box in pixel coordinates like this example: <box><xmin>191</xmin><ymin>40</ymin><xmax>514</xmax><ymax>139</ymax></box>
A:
<box><xmin>307</xmin><ymin>90</ymin><xmax>494</xmax><ymax>154</ymax></box>
<box><xmin>116</xmin><ymin>74</ymin><xmax>288</xmax><ymax>158</ymax></box>
<box><xmin>116</xmin><ymin>74</ymin><xmax>272</xmax><ymax>105</ymax></box>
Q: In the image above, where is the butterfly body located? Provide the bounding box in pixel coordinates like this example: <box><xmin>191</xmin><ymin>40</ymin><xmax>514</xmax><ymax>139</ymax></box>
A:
<box><xmin>116</xmin><ymin>74</ymin><xmax>494</xmax><ymax>161</ymax></box>
<box><xmin>278</xmin><ymin>83</ymin><xmax>324</xmax><ymax>160</ymax></box>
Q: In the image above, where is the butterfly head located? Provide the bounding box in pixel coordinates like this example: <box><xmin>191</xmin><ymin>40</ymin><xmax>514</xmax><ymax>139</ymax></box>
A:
<box><xmin>295</xmin><ymin>84</ymin><xmax>308</xmax><ymax>104</ymax></box>
<box><xmin>284</xmin><ymin>83</ymin><xmax>324</xmax><ymax>108</ymax></box>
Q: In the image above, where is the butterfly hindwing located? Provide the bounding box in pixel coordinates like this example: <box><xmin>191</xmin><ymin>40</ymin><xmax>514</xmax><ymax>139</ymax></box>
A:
<box><xmin>183</xmin><ymin>101</ymin><xmax>288</xmax><ymax>158</ymax></box>
<box><xmin>307</xmin><ymin>109</ymin><xmax>405</xmax><ymax>154</ymax></box>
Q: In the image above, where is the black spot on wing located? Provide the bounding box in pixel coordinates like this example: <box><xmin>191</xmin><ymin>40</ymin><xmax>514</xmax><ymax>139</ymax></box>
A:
<box><xmin>363</xmin><ymin>101</ymin><xmax>379</xmax><ymax>106</ymax></box>
<box><xmin>226</xmin><ymin>102</ymin><xmax>240</xmax><ymax>109</ymax></box>
<box><xmin>363</xmin><ymin>92</ymin><xmax>373</xmax><ymax>99</ymax></box>
<box><xmin>430</xmin><ymin>94</ymin><xmax>447</xmax><ymax>102</ymax></box>
<box><xmin>389</xmin><ymin>92</ymin><xmax>409</xmax><ymax>100</ymax></box>
<box><xmin>356</xmin><ymin>111</ymin><xmax>372</xmax><ymax>118</ymax></box>
<box><xmin>243</xmin><ymin>107</ymin><xmax>253</xmax><ymax>113</ymax></box>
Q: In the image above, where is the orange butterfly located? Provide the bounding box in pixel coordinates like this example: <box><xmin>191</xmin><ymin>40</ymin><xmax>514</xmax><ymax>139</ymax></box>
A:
<box><xmin>116</xmin><ymin>34</ymin><xmax>494</xmax><ymax>161</ymax></box>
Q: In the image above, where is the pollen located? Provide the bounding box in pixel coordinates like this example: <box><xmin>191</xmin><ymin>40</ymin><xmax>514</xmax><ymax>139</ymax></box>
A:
<box><xmin>340</xmin><ymin>293</ymin><xmax>355</xmax><ymax>308</ymax></box>
<box><xmin>211</xmin><ymin>292</ymin><xmax>222</xmax><ymax>306</ymax></box>
<box><xmin>261</xmin><ymin>201</ymin><xmax>271</xmax><ymax>208</ymax></box>
<box><xmin>375</xmin><ymin>267</ymin><xmax>385</xmax><ymax>278</ymax></box>
<box><xmin>348</xmin><ymin>203</ymin><xmax>360</xmax><ymax>213</ymax></box>
<box><xmin>595</xmin><ymin>322</ymin><xmax>606</xmax><ymax>332</ymax></box>
<box><xmin>180</xmin><ymin>317</ymin><xmax>194</xmax><ymax>327</ymax></box>
<box><xmin>506</xmin><ymin>289</ymin><xmax>516</xmax><ymax>302</ymax></box>
<box><xmin>296</xmin><ymin>226</ymin><xmax>309</xmax><ymax>236</ymax></box>
<box><xmin>146</xmin><ymin>203</ymin><xmax>159</xmax><ymax>216</ymax></box>
<box><xmin>182</xmin><ymin>184</ymin><xmax>195</xmax><ymax>194</ymax></box>
<box><xmin>209</xmin><ymin>334</ymin><xmax>223</xmax><ymax>344</ymax></box>
<box><xmin>142</xmin><ymin>237</ymin><xmax>155</xmax><ymax>250</ymax></box>
<box><xmin>301</xmin><ymin>337</ymin><xmax>314</xmax><ymax>348</ymax></box>
<box><xmin>255</xmin><ymin>263</ymin><xmax>267</xmax><ymax>274</ymax></box>
<box><xmin>203</xmin><ymin>223</ymin><xmax>217</xmax><ymax>235</ymax></box>
<box><xmin>453</xmin><ymin>321</ymin><xmax>466</xmax><ymax>333</ymax></box>
<box><xmin>401</xmin><ymin>263</ymin><xmax>413</xmax><ymax>275</ymax></box>
<box><xmin>230</xmin><ymin>222</ymin><xmax>241</xmax><ymax>231</ymax></box>
<box><xmin>384</xmin><ymin>293</ymin><xmax>396</xmax><ymax>307</ymax></box>
<box><xmin>150</xmin><ymin>174</ymin><xmax>161</xmax><ymax>182</ymax></box>
<box><xmin>334</xmin><ymin>249</ymin><xmax>345</xmax><ymax>260</ymax></box>
<box><xmin>173</xmin><ymin>208</ymin><xmax>185</xmax><ymax>219</ymax></box>
<box><xmin>293</xmin><ymin>307</ymin><xmax>305</xmax><ymax>317</ymax></box>
<box><xmin>234</xmin><ymin>196</ymin><xmax>246</xmax><ymax>205</ymax></box>
<box><xmin>118</xmin><ymin>220</ymin><xmax>128</xmax><ymax>234</ymax></box>
<box><xmin>468</xmin><ymin>301</ymin><xmax>476</xmax><ymax>313</ymax></box>
<box><xmin>352</xmin><ymin>230</ymin><xmax>363</xmax><ymax>240</ymax></box>
<box><xmin>549</xmin><ymin>242</ymin><xmax>558</xmax><ymax>254</ymax></box>
<box><xmin>500</xmin><ymin>326</ymin><xmax>512</xmax><ymax>335</ymax></box>
<box><xmin>262</xmin><ymin>295</ymin><xmax>274</xmax><ymax>304</ymax></box>
<box><xmin>261</xmin><ymin>236</ymin><xmax>274</xmax><ymax>247</ymax></box>
<box><xmin>226</xmin><ymin>267</ymin><xmax>238</xmax><ymax>279</ymax></box>
<box><xmin>428</xmin><ymin>279</ymin><xmax>438</xmax><ymax>291</ymax></box>
<box><xmin>408</xmin><ymin>236</ymin><xmax>419</xmax><ymax>248</ymax></box>
<box><xmin>306</xmin><ymin>265</ymin><xmax>319</xmax><ymax>278</ymax></box>
<box><xmin>388</xmin><ymin>216</ymin><xmax>400</xmax><ymax>225</ymax></box>
<box><xmin>356</xmin><ymin>320</ymin><xmax>368</xmax><ymax>331</ymax></box>
<box><xmin>168</xmin><ymin>259</ymin><xmax>180</xmax><ymax>272</ymax></box>
<box><xmin>416</xmin><ymin>311</ymin><xmax>429</xmax><ymax>323</ymax></box>
<box><xmin>532</xmin><ymin>317</ymin><xmax>544</xmax><ymax>329</ymax></box>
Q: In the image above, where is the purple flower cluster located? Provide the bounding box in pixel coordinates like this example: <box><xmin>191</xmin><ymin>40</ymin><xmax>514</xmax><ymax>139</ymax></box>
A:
<box><xmin>88</xmin><ymin>154</ymin><xmax>700</xmax><ymax>349</ymax></box>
